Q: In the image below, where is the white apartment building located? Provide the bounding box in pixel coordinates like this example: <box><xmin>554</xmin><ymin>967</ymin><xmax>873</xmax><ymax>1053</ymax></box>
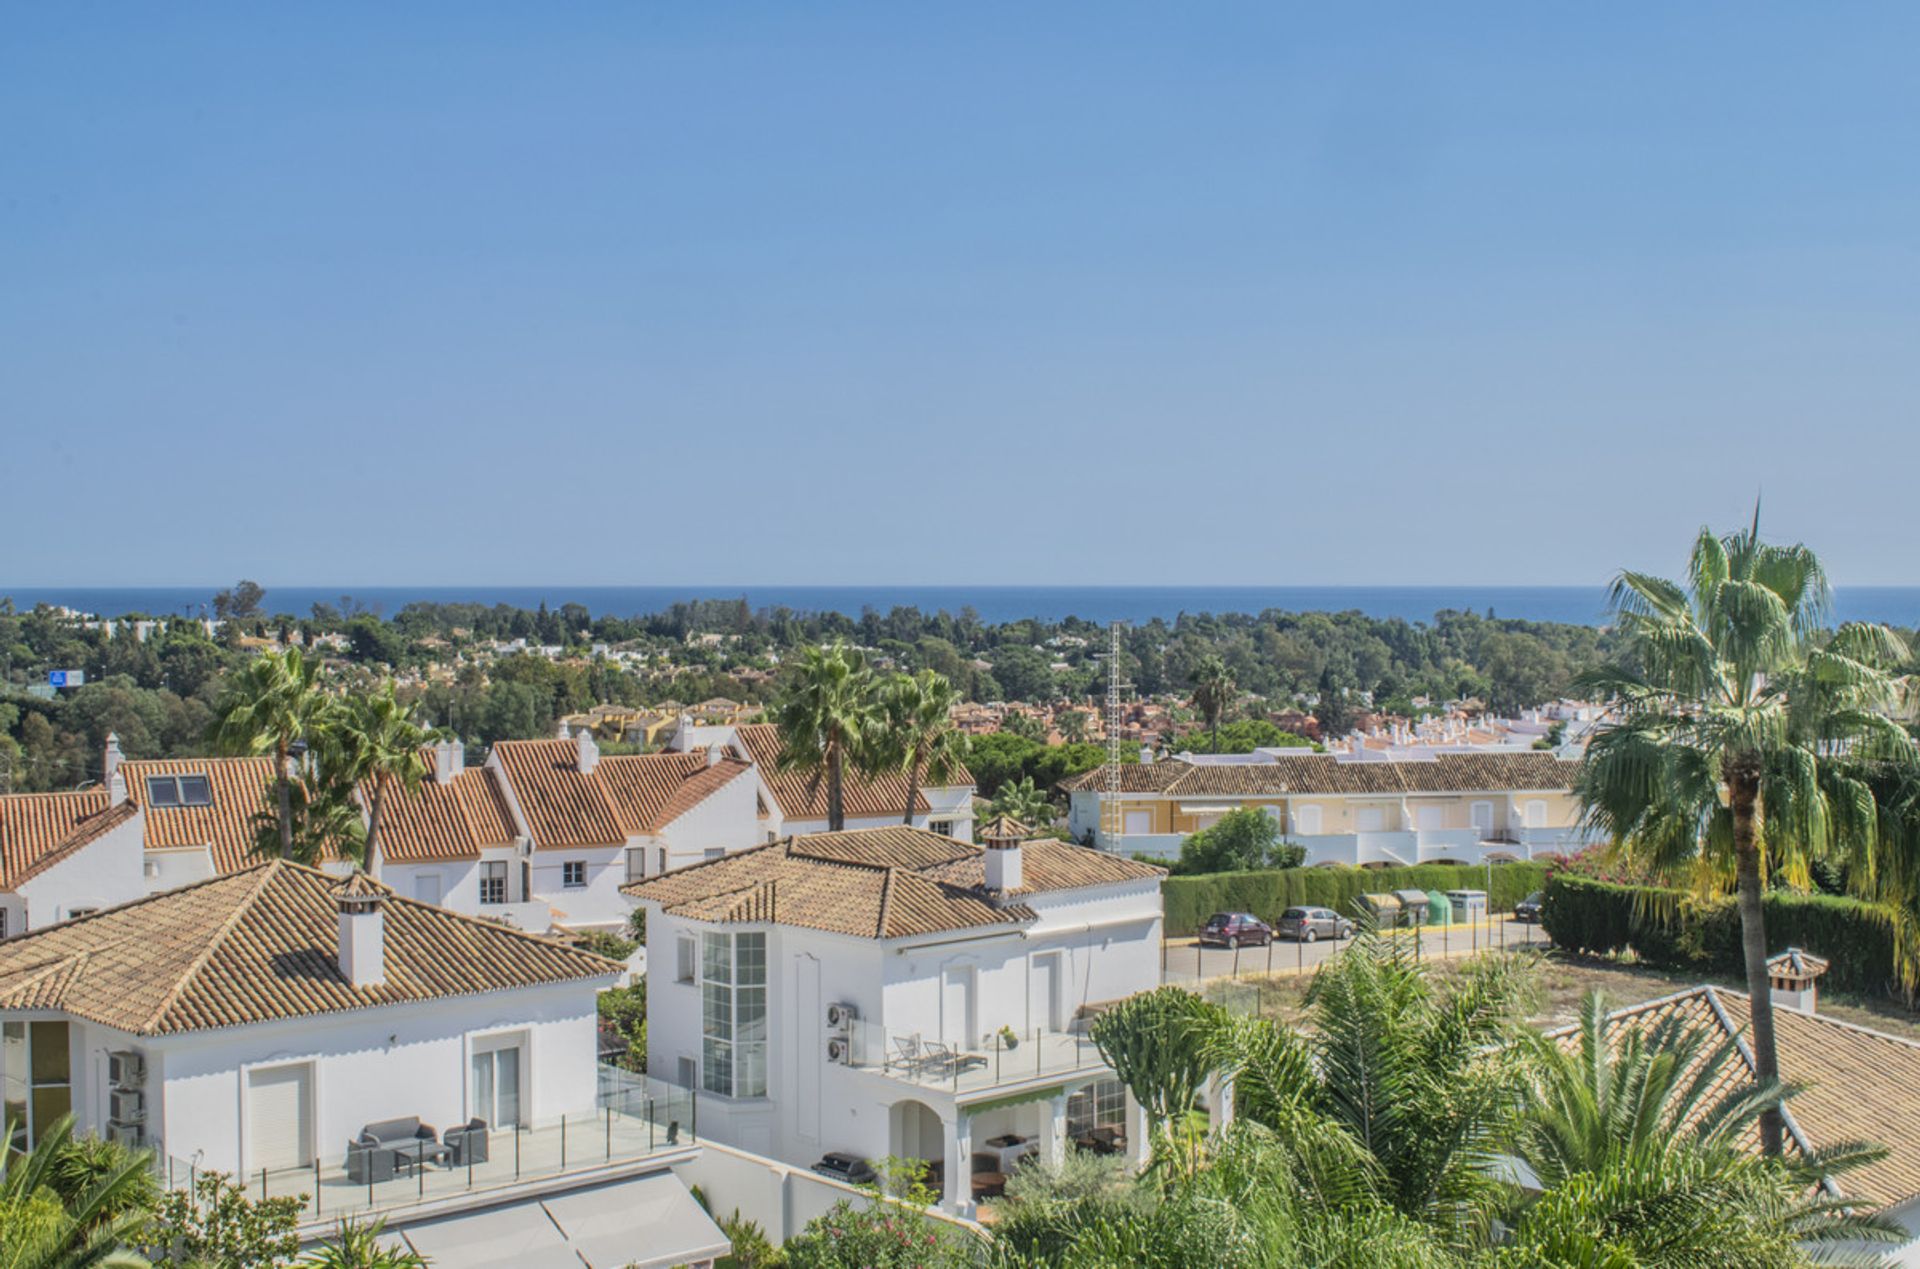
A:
<box><xmin>625</xmin><ymin>820</ymin><xmax>1164</xmax><ymax>1216</ymax></box>
<box><xmin>1064</xmin><ymin>750</ymin><xmax>1599</xmax><ymax>867</ymax></box>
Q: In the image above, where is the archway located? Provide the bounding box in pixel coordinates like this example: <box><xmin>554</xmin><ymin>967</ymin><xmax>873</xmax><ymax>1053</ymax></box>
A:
<box><xmin>889</xmin><ymin>1099</ymin><xmax>944</xmax><ymax>1173</ymax></box>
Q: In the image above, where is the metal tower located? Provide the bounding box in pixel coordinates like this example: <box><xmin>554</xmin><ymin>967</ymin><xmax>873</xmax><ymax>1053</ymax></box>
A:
<box><xmin>1097</xmin><ymin>622</ymin><xmax>1130</xmax><ymax>853</ymax></box>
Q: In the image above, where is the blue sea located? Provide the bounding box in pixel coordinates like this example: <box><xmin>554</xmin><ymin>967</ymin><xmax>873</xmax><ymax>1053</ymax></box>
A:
<box><xmin>7</xmin><ymin>585</ymin><xmax>1920</xmax><ymax>628</ymax></box>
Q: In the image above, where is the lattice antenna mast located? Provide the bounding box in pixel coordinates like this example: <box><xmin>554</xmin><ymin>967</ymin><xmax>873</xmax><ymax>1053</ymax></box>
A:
<box><xmin>1098</xmin><ymin>621</ymin><xmax>1131</xmax><ymax>853</ymax></box>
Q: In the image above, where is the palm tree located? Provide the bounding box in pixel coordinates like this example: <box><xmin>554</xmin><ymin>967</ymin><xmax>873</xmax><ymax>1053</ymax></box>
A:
<box><xmin>330</xmin><ymin>685</ymin><xmax>440</xmax><ymax>878</ymax></box>
<box><xmin>296</xmin><ymin>1217</ymin><xmax>427</xmax><ymax>1268</ymax></box>
<box><xmin>987</xmin><ymin>776</ymin><xmax>1053</xmax><ymax>830</ymax></box>
<box><xmin>211</xmin><ymin>647</ymin><xmax>332</xmax><ymax>858</ymax></box>
<box><xmin>0</xmin><ymin>1115</ymin><xmax>154</xmax><ymax>1269</ymax></box>
<box><xmin>771</xmin><ymin>644</ymin><xmax>882</xmax><ymax>832</ymax></box>
<box><xmin>1576</xmin><ymin>514</ymin><xmax>1918</xmax><ymax>1154</ymax></box>
<box><xmin>878</xmin><ymin>671</ymin><xmax>966</xmax><ymax>826</ymax></box>
<box><xmin>1190</xmin><ymin>656</ymin><xmax>1234</xmax><ymax>752</ymax></box>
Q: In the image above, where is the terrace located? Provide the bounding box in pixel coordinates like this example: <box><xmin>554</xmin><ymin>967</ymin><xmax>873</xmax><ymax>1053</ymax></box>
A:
<box><xmin>848</xmin><ymin>1022</ymin><xmax>1111</xmax><ymax>1100</ymax></box>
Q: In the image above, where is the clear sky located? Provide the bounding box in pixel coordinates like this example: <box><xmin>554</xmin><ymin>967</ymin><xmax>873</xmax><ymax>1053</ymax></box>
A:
<box><xmin>5</xmin><ymin>5</ymin><xmax>1919</xmax><ymax>587</ymax></box>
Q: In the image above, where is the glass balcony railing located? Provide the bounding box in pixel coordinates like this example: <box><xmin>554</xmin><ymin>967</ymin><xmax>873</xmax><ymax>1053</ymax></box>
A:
<box><xmin>842</xmin><ymin>1022</ymin><xmax>1109</xmax><ymax>1095</ymax></box>
<box><xmin>155</xmin><ymin>1066</ymin><xmax>694</xmax><ymax>1227</ymax></box>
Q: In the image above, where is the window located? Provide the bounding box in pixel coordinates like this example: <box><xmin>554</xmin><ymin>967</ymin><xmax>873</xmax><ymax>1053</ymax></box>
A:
<box><xmin>66</xmin><ymin>908</ymin><xmax>96</xmax><ymax>920</ymax></box>
<box><xmin>0</xmin><ymin>909</ymin><xmax>8</xmax><ymax>939</ymax></box>
<box><xmin>700</xmin><ymin>931</ymin><xmax>766</xmax><ymax>1098</ymax></box>
<box><xmin>676</xmin><ymin>935</ymin><xmax>697</xmax><ymax>984</ymax></box>
<box><xmin>928</xmin><ymin>820</ymin><xmax>954</xmax><ymax>838</ymax></box>
<box><xmin>2</xmin><ymin>1020</ymin><xmax>70</xmax><ymax>1148</ymax></box>
<box><xmin>1067</xmin><ymin>1078</ymin><xmax>1127</xmax><ymax>1140</ymax></box>
<box><xmin>703</xmin><ymin>847</ymin><xmax>725</xmax><ymax>862</ymax></box>
<box><xmin>479</xmin><ymin>861</ymin><xmax>507</xmax><ymax>905</ymax></box>
<box><xmin>562</xmin><ymin>860</ymin><xmax>586</xmax><ymax>889</ymax></box>
<box><xmin>144</xmin><ymin>775</ymin><xmax>213</xmax><ymax>808</ymax></box>
<box><xmin>625</xmin><ymin>848</ymin><xmax>647</xmax><ymax>884</ymax></box>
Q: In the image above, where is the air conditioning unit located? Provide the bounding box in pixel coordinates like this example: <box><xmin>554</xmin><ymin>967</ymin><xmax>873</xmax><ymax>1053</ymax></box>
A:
<box><xmin>108</xmin><ymin>1051</ymin><xmax>145</xmax><ymax>1087</ymax></box>
<box><xmin>105</xmin><ymin>1121</ymin><xmax>144</xmax><ymax>1148</ymax></box>
<box><xmin>826</xmin><ymin>1002</ymin><xmax>858</xmax><ymax>1031</ymax></box>
<box><xmin>826</xmin><ymin>1035</ymin><xmax>853</xmax><ymax>1065</ymax></box>
<box><xmin>109</xmin><ymin>1089</ymin><xmax>145</xmax><ymax>1123</ymax></box>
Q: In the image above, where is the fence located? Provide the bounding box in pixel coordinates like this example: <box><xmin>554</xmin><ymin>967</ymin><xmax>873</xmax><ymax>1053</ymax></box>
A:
<box><xmin>1159</xmin><ymin>901</ymin><xmax>1551</xmax><ymax>987</ymax></box>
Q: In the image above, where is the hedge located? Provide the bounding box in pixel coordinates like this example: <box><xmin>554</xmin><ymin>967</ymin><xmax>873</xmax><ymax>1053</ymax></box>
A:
<box><xmin>1162</xmin><ymin>862</ymin><xmax>1548</xmax><ymax>936</ymax></box>
<box><xmin>1540</xmin><ymin>873</ymin><xmax>1911</xmax><ymax>1001</ymax></box>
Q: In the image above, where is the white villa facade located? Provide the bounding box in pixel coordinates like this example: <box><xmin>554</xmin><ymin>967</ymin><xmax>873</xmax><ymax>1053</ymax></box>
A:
<box><xmin>1064</xmin><ymin>750</ymin><xmax>1599</xmax><ymax>867</ymax></box>
<box><xmin>626</xmin><ymin>821</ymin><xmax>1163</xmax><ymax>1215</ymax></box>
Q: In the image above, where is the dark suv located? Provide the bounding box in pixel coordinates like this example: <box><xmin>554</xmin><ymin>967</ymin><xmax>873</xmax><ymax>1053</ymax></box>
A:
<box><xmin>1514</xmin><ymin>892</ymin><xmax>1545</xmax><ymax>923</ymax></box>
<box><xmin>1198</xmin><ymin>912</ymin><xmax>1273</xmax><ymax>949</ymax></box>
<box><xmin>1274</xmin><ymin>906</ymin><xmax>1355</xmax><ymax>943</ymax></box>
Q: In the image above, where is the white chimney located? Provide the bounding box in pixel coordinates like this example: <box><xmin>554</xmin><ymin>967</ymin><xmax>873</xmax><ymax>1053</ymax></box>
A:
<box><xmin>104</xmin><ymin>733</ymin><xmax>127</xmax><ymax>802</ymax></box>
<box><xmin>432</xmin><ymin>738</ymin><xmax>464</xmax><ymax>785</ymax></box>
<box><xmin>556</xmin><ymin>718</ymin><xmax>572</xmax><ymax>740</ymax></box>
<box><xmin>707</xmin><ymin>743</ymin><xmax>724</xmax><ymax>768</ymax></box>
<box><xmin>1139</xmin><ymin>744</ymin><xmax>1153</xmax><ymax>765</ymax></box>
<box><xmin>336</xmin><ymin>877</ymin><xmax>387</xmax><ymax>988</ymax></box>
<box><xmin>982</xmin><ymin>817</ymin><xmax>1025</xmax><ymax>894</ymax></box>
<box><xmin>1767</xmin><ymin>947</ymin><xmax>1828</xmax><ymax>1016</ymax></box>
<box><xmin>576</xmin><ymin>728</ymin><xmax>599</xmax><ymax>775</ymax></box>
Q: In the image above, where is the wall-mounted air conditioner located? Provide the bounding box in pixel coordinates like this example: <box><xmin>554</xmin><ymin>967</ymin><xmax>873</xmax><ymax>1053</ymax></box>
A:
<box><xmin>108</xmin><ymin>1050</ymin><xmax>145</xmax><ymax>1087</ymax></box>
<box><xmin>109</xmin><ymin>1088</ymin><xmax>145</xmax><ymax>1123</ymax></box>
<box><xmin>826</xmin><ymin>1002</ymin><xmax>858</xmax><ymax>1031</ymax></box>
<box><xmin>105</xmin><ymin>1121</ymin><xmax>144</xmax><ymax>1148</ymax></box>
<box><xmin>827</xmin><ymin>1035</ymin><xmax>853</xmax><ymax>1065</ymax></box>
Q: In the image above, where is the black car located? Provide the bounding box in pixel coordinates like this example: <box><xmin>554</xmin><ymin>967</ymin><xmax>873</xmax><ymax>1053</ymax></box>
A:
<box><xmin>811</xmin><ymin>1151</ymin><xmax>877</xmax><ymax>1186</ymax></box>
<box><xmin>1514</xmin><ymin>892</ymin><xmax>1544</xmax><ymax>923</ymax></box>
<box><xmin>1198</xmin><ymin>912</ymin><xmax>1273</xmax><ymax>949</ymax></box>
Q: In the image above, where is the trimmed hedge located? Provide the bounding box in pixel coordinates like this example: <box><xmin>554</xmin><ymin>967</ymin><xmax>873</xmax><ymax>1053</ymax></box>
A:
<box><xmin>1541</xmin><ymin>873</ymin><xmax>1909</xmax><ymax>1001</ymax></box>
<box><xmin>1162</xmin><ymin>862</ymin><xmax>1548</xmax><ymax>936</ymax></box>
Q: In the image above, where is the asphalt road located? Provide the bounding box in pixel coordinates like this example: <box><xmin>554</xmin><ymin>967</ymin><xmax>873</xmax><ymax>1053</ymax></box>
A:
<box><xmin>1160</xmin><ymin>918</ymin><xmax>1550</xmax><ymax>985</ymax></box>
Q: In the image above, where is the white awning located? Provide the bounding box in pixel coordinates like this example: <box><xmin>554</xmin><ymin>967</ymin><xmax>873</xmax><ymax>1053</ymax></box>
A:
<box><xmin>393</xmin><ymin>1171</ymin><xmax>728</xmax><ymax>1269</ymax></box>
<box><xmin>545</xmin><ymin>1172</ymin><xmax>731</xmax><ymax>1269</ymax></box>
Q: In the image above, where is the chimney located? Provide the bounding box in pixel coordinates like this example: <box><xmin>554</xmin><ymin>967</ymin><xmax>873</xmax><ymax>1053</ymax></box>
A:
<box><xmin>981</xmin><ymin>815</ymin><xmax>1027</xmax><ymax>894</ymax></box>
<box><xmin>432</xmin><ymin>738</ymin><xmax>464</xmax><ymax>785</ymax></box>
<box><xmin>556</xmin><ymin>718</ymin><xmax>572</xmax><ymax>740</ymax></box>
<box><xmin>335</xmin><ymin>875</ymin><xmax>387</xmax><ymax>988</ymax></box>
<box><xmin>1139</xmin><ymin>744</ymin><xmax>1153</xmax><ymax>765</ymax></box>
<box><xmin>576</xmin><ymin>727</ymin><xmax>599</xmax><ymax>776</ymax></box>
<box><xmin>103</xmin><ymin>733</ymin><xmax>126</xmax><ymax>802</ymax></box>
<box><xmin>707</xmin><ymin>743</ymin><xmax>724</xmax><ymax>768</ymax></box>
<box><xmin>1767</xmin><ymin>947</ymin><xmax>1829</xmax><ymax>1015</ymax></box>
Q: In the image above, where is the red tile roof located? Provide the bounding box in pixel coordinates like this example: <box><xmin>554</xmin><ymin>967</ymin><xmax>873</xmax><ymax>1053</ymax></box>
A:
<box><xmin>0</xmin><ymin>790</ymin><xmax>111</xmax><ymax>888</ymax></box>
<box><xmin>733</xmin><ymin>724</ymin><xmax>972</xmax><ymax>822</ymax></box>
<box><xmin>490</xmin><ymin>741</ymin><xmax>760</xmax><ymax>850</ymax></box>
<box><xmin>369</xmin><ymin>765</ymin><xmax>520</xmax><ymax>863</ymax></box>
<box><xmin>121</xmin><ymin>757</ymin><xmax>286</xmax><ymax>874</ymax></box>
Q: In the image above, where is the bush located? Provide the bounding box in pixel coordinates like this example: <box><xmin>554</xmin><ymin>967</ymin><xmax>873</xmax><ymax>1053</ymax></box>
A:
<box><xmin>1540</xmin><ymin>873</ymin><xmax>1910</xmax><ymax>1001</ymax></box>
<box><xmin>1161</xmin><ymin>862</ymin><xmax>1548</xmax><ymax>935</ymax></box>
<box><xmin>1168</xmin><ymin>808</ymin><xmax>1303</xmax><ymax>875</ymax></box>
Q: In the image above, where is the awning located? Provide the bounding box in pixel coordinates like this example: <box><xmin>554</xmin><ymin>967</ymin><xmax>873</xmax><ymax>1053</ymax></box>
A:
<box><xmin>393</xmin><ymin>1171</ymin><xmax>729</xmax><ymax>1269</ymax></box>
<box><xmin>543</xmin><ymin>1172</ymin><xmax>731</xmax><ymax>1269</ymax></box>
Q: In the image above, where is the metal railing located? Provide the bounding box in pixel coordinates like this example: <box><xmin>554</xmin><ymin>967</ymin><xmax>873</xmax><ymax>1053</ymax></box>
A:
<box><xmin>157</xmin><ymin>1066</ymin><xmax>693</xmax><ymax>1225</ymax></box>
<box><xmin>844</xmin><ymin>1022</ymin><xmax>1108</xmax><ymax>1094</ymax></box>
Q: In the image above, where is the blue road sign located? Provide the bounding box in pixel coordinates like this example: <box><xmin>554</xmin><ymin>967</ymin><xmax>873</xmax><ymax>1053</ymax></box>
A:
<box><xmin>48</xmin><ymin>670</ymin><xmax>85</xmax><ymax>688</ymax></box>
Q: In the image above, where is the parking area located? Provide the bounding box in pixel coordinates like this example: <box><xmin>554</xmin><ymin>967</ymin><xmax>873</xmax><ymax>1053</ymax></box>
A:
<box><xmin>1160</xmin><ymin>918</ymin><xmax>1550</xmax><ymax>986</ymax></box>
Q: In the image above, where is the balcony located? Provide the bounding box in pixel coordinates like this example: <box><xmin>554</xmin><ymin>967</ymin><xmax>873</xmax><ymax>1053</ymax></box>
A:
<box><xmin>157</xmin><ymin>1067</ymin><xmax>694</xmax><ymax>1231</ymax></box>
<box><xmin>843</xmin><ymin>1022</ymin><xmax>1110</xmax><ymax>1098</ymax></box>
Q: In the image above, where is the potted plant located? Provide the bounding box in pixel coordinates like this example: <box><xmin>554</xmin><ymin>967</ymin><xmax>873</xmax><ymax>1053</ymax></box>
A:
<box><xmin>993</xmin><ymin>1025</ymin><xmax>1020</xmax><ymax>1051</ymax></box>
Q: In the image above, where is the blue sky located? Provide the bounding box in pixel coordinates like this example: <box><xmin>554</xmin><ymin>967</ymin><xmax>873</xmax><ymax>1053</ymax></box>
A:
<box><xmin>4</xmin><ymin>5</ymin><xmax>1919</xmax><ymax>587</ymax></box>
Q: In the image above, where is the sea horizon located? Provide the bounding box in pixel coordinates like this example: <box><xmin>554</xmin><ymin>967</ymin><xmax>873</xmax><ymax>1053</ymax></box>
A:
<box><xmin>8</xmin><ymin>584</ymin><xmax>1920</xmax><ymax>629</ymax></box>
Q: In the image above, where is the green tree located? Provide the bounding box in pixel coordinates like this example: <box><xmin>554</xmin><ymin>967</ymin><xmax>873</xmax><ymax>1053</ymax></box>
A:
<box><xmin>986</xmin><ymin>776</ymin><xmax>1052</xmax><ymax>830</ymax></box>
<box><xmin>1189</xmin><ymin>655</ymin><xmax>1234</xmax><ymax>753</ymax></box>
<box><xmin>295</xmin><ymin>1217</ymin><xmax>427</xmax><ymax>1268</ymax></box>
<box><xmin>773</xmin><ymin>644</ymin><xmax>886</xmax><ymax>832</ymax></box>
<box><xmin>327</xmin><ymin>684</ymin><xmax>437</xmax><ymax>876</ymax></box>
<box><xmin>597</xmin><ymin>979</ymin><xmax>648</xmax><ymax>1074</ymax></box>
<box><xmin>0</xmin><ymin>1115</ymin><xmax>154</xmax><ymax>1269</ymax></box>
<box><xmin>145</xmin><ymin>1170</ymin><xmax>304</xmax><ymax>1267</ymax></box>
<box><xmin>1088</xmin><ymin>986</ymin><xmax>1227</xmax><ymax>1164</ymax></box>
<box><xmin>210</xmin><ymin>648</ymin><xmax>333</xmax><ymax>858</ymax></box>
<box><xmin>1576</xmin><ymin>516</ymin><xmax>1918</xmax><ymax>1154</ymax></box>
<box><xmin>989</xmin><ymin>646</ymin><xmax>1056</xmax><ymax>703</ymax></box>
<box><xmin>1169</xmin><ymin>807</ymin><xmax>1304</xmax><ymax>874</ymax></box>
<box><xmin>878</xmin><ymin>672</ymin><xmax>967</xmax><ymax>826</ymax></box>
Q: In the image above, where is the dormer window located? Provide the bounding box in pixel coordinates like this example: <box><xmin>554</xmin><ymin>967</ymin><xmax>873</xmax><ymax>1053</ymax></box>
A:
<box><xmin>146</xmin><ymin>775</ymin><xmax>213</xmax><ymax>808</ymax></box>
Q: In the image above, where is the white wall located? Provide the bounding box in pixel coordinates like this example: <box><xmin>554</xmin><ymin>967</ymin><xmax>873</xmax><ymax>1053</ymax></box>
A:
<box><xmin>91</xmin><ymin>980</ymin><xmax>613</xmax><ymax>1175</ymax></box>
<box><xmin>15</xmin><ymin>812</ymin><xmax>149</xmax><ymax>929</ymax></box>
<box><xmin>654</xmin><ymin>769</ymin><xmax>774</xmax><ymax>872</ymax></box>
<box><xmin>527</xmin><ymin>844</ymin><xmax>630</xmax><ymax>930</ymax></box>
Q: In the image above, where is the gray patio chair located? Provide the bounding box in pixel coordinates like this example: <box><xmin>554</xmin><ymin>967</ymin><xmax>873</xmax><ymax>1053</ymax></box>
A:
<box><xmin>443</xmin><ymin>1118</ymin><xmax>489</xmax><ymax>1167</ymax></box>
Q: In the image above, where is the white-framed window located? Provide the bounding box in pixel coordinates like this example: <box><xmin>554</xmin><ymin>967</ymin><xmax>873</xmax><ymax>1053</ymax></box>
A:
<box><xmin>625</xmin><ymin>848</ymin><xmax>647</xmax><ymax>883</ymax></box>
<box><xmin>676</xmin><ymin>935</ymin><xmax>697</xmax><ymax>984</ymax></box>
<box><xmin>929</xmin><ymin>819</ymin><xmax>954</xmax><ymax>838</ymax></box>
<box><xmin>479</xmin><ymin>861</ymin><xmax>507</xmax><ymax>905</ymax></box>
<box><xmin>1066</xmin><ymin>1077</ymin><xmax>1127</xmax><ymax>1140</ymax></box>
<box><xmin>702</xmin><ymin>847</ymin><xmax>725</xmax><ymax>862</ymax></box>
<box><xmin>562</xmin><ymin>860</ymin><xmax>586</xmax><ymax>889</ymax></box>
<box><xmin>700</xmin><ymin>931</ymin><xmax>767</xmax><ymax>1098</ymax></box>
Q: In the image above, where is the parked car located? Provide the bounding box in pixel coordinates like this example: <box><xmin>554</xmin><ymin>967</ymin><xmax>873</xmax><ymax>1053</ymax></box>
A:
<box><xmin>812</xmin><ymin>1151</ymin><xmax>877</xmax><ymax>1186</ymax></box>
<box><xmin>1274</xmin><ymin>906</ymin><xmax>1354</xmax><ymax>943</ymax></box>
<box><xmin>1515</xmin><ymin>892</ymin><xmax>1544</xmax><ymax>923</ymax></box>
<box><xmin>1198</xmin><ymin>912</ymin><xmax>1273</xmax><ymax>949</ymax></box>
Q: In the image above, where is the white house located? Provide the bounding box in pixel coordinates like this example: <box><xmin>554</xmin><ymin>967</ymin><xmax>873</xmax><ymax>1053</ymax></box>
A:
<box><xmin>1063</xmin><ymin>750</ymin><xmax>1599</xmax><ymax>867</ymax></box>
<box><xmin>625</xmin><ymin>819</ymin><xmax>1164</xmax><ymax>1215</ymax></box>
<box><xmin>674</xmin><ymin>722</ymin><xmax>976</xmax><ymax>842</ymax></box>
<box><xmin>0</xmin><ymin>792</ymin><xmax>148</xmax><ymax>934</ymax></box>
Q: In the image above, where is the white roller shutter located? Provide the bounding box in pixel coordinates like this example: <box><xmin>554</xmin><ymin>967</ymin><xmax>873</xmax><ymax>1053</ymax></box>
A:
<box><xmin>248</xmin><ymin>1064</ymin><xmax>312</xmax><ymax>1172</ymax></box>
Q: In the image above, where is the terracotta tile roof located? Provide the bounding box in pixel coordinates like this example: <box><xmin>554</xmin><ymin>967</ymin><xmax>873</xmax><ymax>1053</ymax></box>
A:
<box><xmin>733</xmin><ymin>724</ymin><xmax>971</xmax><ymax>821</ymax></box>
<box><xmin>488</xmin><ymin>740</ymin><xmax>627</xmax><ymax>848</ymax></box>
<box><xmin>624</xmin><ymin>825</ymin><xmax>1159</xmax><ymax>939</ymax></box>
<box><xmin>0</xmin><ymin>861</ymin><xmax>620</xmax><ymax>1035</ymax></box>
<box><xmin>1058</xmin><ymin>752</ymin><xmax>1581</xmax><ymax>798</ymax></box>
<box><xmin>0</xmin><ymin>790</ymin><xmax>111</xmax><ymax>888</ymax></box>
<box><xmin>1542</xmin><ymin>986</ymin><xmax>1920</xmax><ymax>1212</ymax></box>
<box><xmin>369</xmin><ymin>765</ymin><xmax>519</xmax><ymax>864</ymax></box>
<box><xmin>0</xmin><ymin>796</ymin><xmax>136</xmax><ymax>890</ymax></box>
<box><xmin>121</xmin><ymin>756</ymin><xmax>286</xmax><ymax>874</ymax></box>
<box><xmin>598</xmin><ymin>753</ymin><xmax>755</xmax><ymax>834</ymax></box>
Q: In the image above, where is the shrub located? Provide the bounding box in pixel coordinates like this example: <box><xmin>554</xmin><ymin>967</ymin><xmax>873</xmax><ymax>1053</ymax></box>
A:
<box><xmin>1161</xmin><ymin>862</ymin><xmax>1548</xmax><ymax>935</ymax></box>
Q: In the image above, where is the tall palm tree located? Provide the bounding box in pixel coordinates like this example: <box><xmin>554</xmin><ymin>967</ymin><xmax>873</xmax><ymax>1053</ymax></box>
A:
<box><xmin>877</xmin><ymin>671</ymin><xmax>966</xmax><ymax>826</ymax></box>
<box><xmin>331</xmin><ymin>685</ymin><xmax>439</xmax><ymax>878</ymax></box>
<box><xmin>772</xmin><ymin>643</ymin><xmax>882</xmax><ymax>832</ymax></box>
<box><xmin>210</xmin><ymin>648</ymin><xmax>332</xmax><ymax>858</ymax></box>
<box><xmin>987</xmin><ymin>776</ymin><xmax>1053</xmax><ymax>830</ymax></box>
<box><xmin>1191</xmin><ymin>656</ymin><xmax>1234</xmax><ymax>752</ymax></box>
<box><xmin>1576</xmin><ymin>514</ymin><xmax>1918</xmax><ymax>1154</ymax></box>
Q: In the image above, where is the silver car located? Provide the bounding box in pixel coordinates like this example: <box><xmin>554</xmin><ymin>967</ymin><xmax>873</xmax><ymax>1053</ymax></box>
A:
<box><xmin>1274</xmin><ymin>906</ymin><xmax>1355</xmax><ymax>943</ymax></box>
